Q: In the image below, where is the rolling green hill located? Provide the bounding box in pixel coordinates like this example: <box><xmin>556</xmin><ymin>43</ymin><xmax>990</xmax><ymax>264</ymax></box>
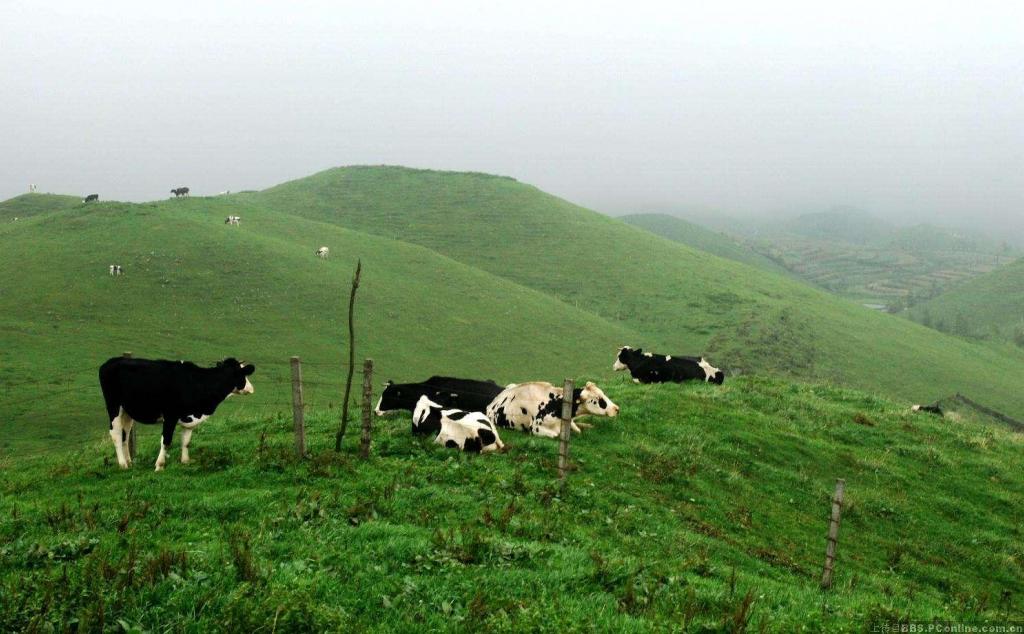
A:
<box><xmin>745</xmin><ymin>209</ymin><xmax>1016</xmax><ymax>306</ymax></box>
<box><xmin>909</xmin><ymin>256</ymin><xmax>1024</xmax><ymax>342</ymax></box>
<box><xmin>4</xmin><ymin>166</ymin><xmax>1024</xmax><ymax>458</ymax></box>
<box><xmin>249</xmin><ymin>166</ymin><xmax>1024</xmax><ymax>416</ymax></box>
<box><xmin>0</xmin><ymin>195</ymin><xmax>640</xmax><ymax>453</ymax></box>
<box><xmin>0</xmin><ymin>192</ymin><xmax>82</xmax><ymax>220</ymax></box>
<box><xmin>619</xmin><ymin>212</ymin><xmax>789</xmax><ymax>275</ymax></box>
<box><xmin>2</xmin><ymin>378</ymin><xmax>1021</xmax><ymax>630</ymax></box>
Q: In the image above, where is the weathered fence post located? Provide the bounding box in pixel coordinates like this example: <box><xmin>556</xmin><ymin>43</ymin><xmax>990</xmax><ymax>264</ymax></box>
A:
<box><xmin>360</xmin><ymin>358</ymin><xmax>374</xmax><ymax>459</ymax></box>
<box><xmin>821</xmin><ymin>478</ymin><xmax>846</xmax><ymax>589</ymax></box>
<box><xmin>558</xmin><ymin>378</ymin><xmax>574</xmax><ymax>485</ymax></box>
<box><xmin>335</xmin><ymin>259</ymin><xmax>362</xmax><ymax>451</ymax></box>
<box><xmin>123</xmin><ymin>352</ymin><xmax>136</xmax><ymax>461</ymax></box>
<box><xmin>290</xmin><ymin>356</ymin><xmax>307</xmax><ymax>458</ymax></box>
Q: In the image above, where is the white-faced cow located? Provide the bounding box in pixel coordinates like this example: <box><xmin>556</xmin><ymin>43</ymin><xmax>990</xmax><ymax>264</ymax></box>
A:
<box><xmin>316</xmin><ymin>246</ymin><xmax>329</xmax><ymax>258</ymax></box>
<box><xmin>108</xmin><ymin>264</ymin><xmax>123</xmax><ymax>276</ymax></box>
<box><xmin>613</xmin><ymin>346</ymin><xmax>725</xmax><ymax>385</ymax></box>
<box><xmin>375</xmin><ymin>376</ymin><xmax>504</xmax><ymax>422</ymax></box>
<box><xmin>98</xmin><ymin>357</ymin><xmax>255</xmax><ymax>471</ymax></box>
<box><xmin>83</xmin><ymin>194</ymin><xmax>99</xmax><ymax>203</ymax></box>
<box><xmin>171</xmin><ymin>187</ymin><xmax>190</xmax><ymax>198</ymax></box>
<box><xmin>413</xmin><ymin>396</ymin><xmax>504</xmax><ymax>452</ymax></box>
<box><xmin>486</xmin><ymin>381</ymin><xmax>619</xmax><ymax>438</ymax></box>
<box><xmin>224</xmin><ymin>215</ymin><xmax>241</xmax><ymax>225</ymax></box>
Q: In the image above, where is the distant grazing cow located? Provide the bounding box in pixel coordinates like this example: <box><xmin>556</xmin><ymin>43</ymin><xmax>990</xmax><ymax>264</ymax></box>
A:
<box><xmin>911</xmin><ymin>404</ymin><xmax>944</xmax><ymax>416</ymax></box>
<box><xmin>316</xmin><ymin>246</ymin><xmax>329</xmax><ymax>258</ymax></box>
<box><xmin>375</xmin><ymin>376</ymin><xmax>504</xmax><ymax>420</ymax></box>
<box><xmin>613</xmin><ymin>346</ymin><xmax>724</xmax><ymax>385</ymax></box>
<box><xmin>98</xmin><ymin>357</ymin><xmax>255</xmax><ymax>471</ymax></box>
<box><xmin>413</xmin><ymin>396</ymin><xmax>504</xmax><ymax>452</ymax></box>
<box><xmin>218</xmin><ymin>190</ymin><xmax>231</xmax><ymax>196</ymax></box>
<box><xmin>83</xmin><ymin>194</ymin><xmax>99</xmax><ymax>203</ymax></box>
<box><xmin>171</xmin><ymin>187</ymin><xmax>190</xmax><ymax>198</ymax></box>
<box><xmin>29</xmin><ymin>184</ymin><xmax>37</xmax><ymax>193</ymax></box>
<box><xmin>225</xmin><ymin>215</ymin><xmax>241</xmax><ymax>225</ymax></box>
<box><xmin>486</xmin><ymin>381</ymin><xmax>619</xmax><ymax>438</ymax></box>
<box><xmin>108</xmin><ymin>264</ymin><xmax>123</xmax><ymax>276</ymax></box>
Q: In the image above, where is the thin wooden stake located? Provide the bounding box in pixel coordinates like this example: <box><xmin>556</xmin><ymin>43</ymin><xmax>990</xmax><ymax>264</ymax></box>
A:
<box><xmin>360</xmin><ymin>358</ymin><xmax>374</xmax><ymax>459</ymax></box>
<box><xmin>335</xmin><ymin>259</ymin><xmax>362</xmax><ymax>451</ymax></box>
<box><xmin>558</xmin><ymin>378</ymin><xmax>574</xmax><ymax>484</ymax></box>
<box><xmin>290</xmin><ymin>356</ymin><xmax>307</xmax><ymax>458</ymax></box>
<box><xmin>821</xmin><ymin>478</ymin><xmax>845</xmax><ymax>589</ymax></box>
<box><xmin>123</xmin><ymin>351</ymin><xmax>136</xmax><ymax>462</ymax></box>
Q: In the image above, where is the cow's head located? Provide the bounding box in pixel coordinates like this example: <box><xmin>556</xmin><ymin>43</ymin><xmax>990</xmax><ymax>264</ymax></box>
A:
<box><xmin>375</xmin><ymin>380</ymin><xmax>405</xmax><ymax>416</ymax></box>
<box><xmin>613</xmin><ymin>346</ymin><xmax>643</xmax><ymax>371</ymax></box>
<box><xmin>698</xmin><ymin>358</ymin><xmax>725</xmax><ymax>385</ymax></box>
<box><xmin>575</xmin><ymin>381</ymin><xmax>620</xmax><ymax>418</ymax></box>
<box><xmin>220</xmin><ymin>358</ymin><xmax>256</xmax><ymax>394</ymax></box>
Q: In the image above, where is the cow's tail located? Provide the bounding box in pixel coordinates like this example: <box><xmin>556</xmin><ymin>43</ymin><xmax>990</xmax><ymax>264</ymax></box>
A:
<box><xmin>98</xmin><ymin>358</ymin><xmax>122</xmax><ymax>422</ymax></box>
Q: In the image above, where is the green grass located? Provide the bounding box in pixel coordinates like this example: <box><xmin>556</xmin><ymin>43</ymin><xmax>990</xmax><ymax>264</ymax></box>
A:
<box><xmin>909</xmin><ymin>256</ymin><xmax>1024</xmax><ymax>343</ymax></box>
<box><xmin>2</xmin><ymin>377</ymin><xmax>1021</xmax><ymax>631</ymax></box>
<box><xmin>0</xmin><ymin>194</ymin><xmax>639</xmax><ymax>453</ymax></box>
<box><xmin>248</xmin><ymin>166</ymin><xmax>1024</xmax><ymax>416</ymax></box>
<box><xmin>620</xmin><ymin>213</ymin><xmax>789</xmax><ymax>275</ymax></box>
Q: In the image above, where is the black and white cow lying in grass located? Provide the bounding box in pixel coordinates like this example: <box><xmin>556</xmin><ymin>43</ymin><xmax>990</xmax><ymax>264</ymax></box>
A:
<box><xmin>486</xmin><ymin>381</ymin><xmax>619</xmax><ymax>438</ymax></box>
<box><xmin>375</xmin><ymin>376</ymin><xmax>505</xmax><ymax>421</ymax></box>
<box><xmin>98</xmin><ymin>357</ymin><xmax>255</xmax><ymax>471</ymax></box>
<box><xmin>613</xmin><ymin>346</ymin><xmax>725</xmax><ymax>385</ymax></box>
<box><xmin>413</xmin><ymin>396</ymin><xmax>504</xmax><ymax>452</ymax></box>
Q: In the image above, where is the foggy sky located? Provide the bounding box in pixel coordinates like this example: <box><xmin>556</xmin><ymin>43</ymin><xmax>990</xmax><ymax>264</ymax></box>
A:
<box><xmin>2</xmin><ymin>1</ymin><xmax>1021</xmax><ymax>230</ymax></box>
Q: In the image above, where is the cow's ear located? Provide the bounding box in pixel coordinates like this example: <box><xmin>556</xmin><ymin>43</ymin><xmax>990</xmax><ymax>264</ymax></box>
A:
<box><xmin>243</xmin><ymin>364</ymin><xmax>256</xmax><ymax>375</ymax></box>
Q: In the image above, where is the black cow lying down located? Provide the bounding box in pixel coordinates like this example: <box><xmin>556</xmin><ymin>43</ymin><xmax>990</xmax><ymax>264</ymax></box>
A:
<box><xmin>613</xmin><ymin>346</ymin><xmax>725</xmax><ymax>385</ymax></box>
<box><xmin>374</xmin><ymin>376</ymin><xmax>504</xmax><ymax>420</ymax></box>
<box><xmin>99</xmin><ymin>357</ymin><xmax>255</xmax><ymax>471</ymax></box>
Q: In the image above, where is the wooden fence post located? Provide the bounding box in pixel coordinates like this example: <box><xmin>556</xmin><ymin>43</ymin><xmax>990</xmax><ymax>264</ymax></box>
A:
<box><xmin>360</xmin><ymin>358</ymin><xmax>374</xmax><ymax>458</ymax></box>
<box><xmin>821</xmin><ymin>478</ymin><xmax>846</xmax><ymax>589</ymax></box>
<box><xmin>290</xmin><ymin>356</ymin><xmax>307</xmax><ymax>458</ymax></box>
<box><xmin>558</xmin><ymin>378</ymin><xmax>574</xmax><ymax>484</ymax></box>
<box><xmin>123</xmin><ymin>352</ymin><xmax>136</xmax><ymax>462</ymax></box>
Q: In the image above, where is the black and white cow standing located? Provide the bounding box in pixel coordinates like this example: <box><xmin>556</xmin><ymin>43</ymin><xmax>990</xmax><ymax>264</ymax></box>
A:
<box><xmin>413</xmin><ymin>396</ymin><xmax>504</xmax><ymax>452</ymax></box>
<box><xmin>316</xmin><ymin>246</ymin><xmax>329</xmax><ymax>258</ymax></box>
<box><xmin>375</xmin><ymin>376</ymin><xmax>504</xmax><ymax>420</ymax></box>
<box><xmin>98</xmin><ymin>357</ymin><xmax>255</xmax><ymax>471</ymax></box>
<box><xmin>486</xmin><ymin>381</ymin><xmax>619</xmax><ymax>438</ymax></box>
<box><xmin>108</xmin><ymin>264</ymin><xmax>123</xmax><ymax>276</ymax></box>
<box><xmin>171</xmin><ymin>187</ymin><xmax>190</xmax><ymax>198</ymax></box>
<box><xmin>613</xmin><ymin>346</ymin><xmax>725</xmax><ymax>385</ymax></box>
<box><xmin>83</xmin><ymin>194</ymin><xmax>99</xmax><ymax>203</ymax></box>
<box><xmin>224</xmin><ymin>215</ymin><xmax>241</xmax><ymax>225</ymax></box>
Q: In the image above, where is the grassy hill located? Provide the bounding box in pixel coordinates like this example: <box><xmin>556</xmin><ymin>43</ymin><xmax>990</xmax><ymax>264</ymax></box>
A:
<box><xmin>0</xmin><ymin>192</ymin><xmax>83</xmax><ymax>220</ymax></box>
<box><xmin>1</xmin><ymin>377</ymin><xmax>1021</xmax><ymax>630</ymax></box>
<box><xmin>0</xmin><ymin>194</ymin><xmax>640</xmax><ymax>453</ymax></box>
<box><xmin>744</xmin><ymin>209</ymin><xmax>1017</xmax><ymax>307</ymax></box>
<box><xmin>619</xmin><ymin>212</ymin><xmax>789</xmax><ymax>275</ymax></box>
<box><xmin>909</xmin><ymin>256</ymin><xmax>1024</xmax><ymax>343</ymax></box>
<box><xmin>249</xmin><ymin>166</ymin><xmax>1024</xmax><ymax>417</ymax></box>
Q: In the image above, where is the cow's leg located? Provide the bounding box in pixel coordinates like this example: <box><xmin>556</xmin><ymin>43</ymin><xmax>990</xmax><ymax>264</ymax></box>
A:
<box><xmin>533</xmin><ymin>418</ymin><xmax>561</xmax><ymax>438</ymax></box>
<box><xmin>120</xmin><ymin>414</ymin><xmax>134</xmax><ymax>466</ymax></box>
<box><xmin>155</xmin><ymin>420</ymin><xmax>175</xmax><ymax>472</ymax></box>
<box><xmin>109</xmin><ymin>409</ymin><xmax>128</xmax><ymax>469</ymax></box>
<box><xmin>180</xmin><ymin>427</ymin><xmax>193</xmax><ymax>464</ymax></box>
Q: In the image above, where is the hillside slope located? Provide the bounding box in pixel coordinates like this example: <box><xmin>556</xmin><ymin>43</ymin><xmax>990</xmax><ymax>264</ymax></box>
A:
<box><xmin>2</xmin><ymin>377</ymin><xmax>1021</xmax><ymax>630</ymax></box>
<box><xmin>0</xmin><ymin>192</ymin><xmax>82</xmax><ymax>220</ymax></box>
<box><xmin>0</xmin><ymin>196</ymin><xmax>641</xmax><ymax>452</ymax></box>
<box><xmin>620</xmin><ymin>212</ymin><xmax>788</xmax><ymax>275</ymax></box>
<box><xmin>910</xmin><ymin>256</ymin><xmax>1024</xmax><ymax>342</ymax></box>
<box><xmin>250</xmin><ymin>166</ymin><xmax>1024</xmax><ymax>416</ymax></box>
